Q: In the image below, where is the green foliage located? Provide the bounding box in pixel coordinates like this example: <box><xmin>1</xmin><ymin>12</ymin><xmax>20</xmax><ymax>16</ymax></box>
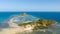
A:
<box><xmin>47</xmin><ymin>20</ymin><xmax>56</xmax><ymax>25</ymax></box>
<box><xmin>18</xmin><ymin>18</ymin><xmax>56</xmax><ymax>30</ymax></box>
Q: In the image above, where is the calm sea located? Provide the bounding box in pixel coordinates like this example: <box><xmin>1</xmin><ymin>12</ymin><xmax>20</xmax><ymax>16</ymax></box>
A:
<box><xmin>0</xmin><ymin>11</ymin><xmax>60</xmax><ymax>34</ymax></box>
<box><xmin>0</xmin><ymin>12</ymin><xmax>60</xmax><ymax>23</ymax></box>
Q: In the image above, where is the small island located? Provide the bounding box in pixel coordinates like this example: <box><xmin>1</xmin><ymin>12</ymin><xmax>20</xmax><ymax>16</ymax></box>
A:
<box><xmin>18</xmin><ymin>18</ymin><xmax>56</xmax><ymax>31</ymax></box>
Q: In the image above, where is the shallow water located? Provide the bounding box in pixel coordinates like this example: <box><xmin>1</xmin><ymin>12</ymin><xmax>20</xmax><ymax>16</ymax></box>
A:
<box><xmin>16</xmin><ymin>29</ymin><xmax>60</xmax><ymax>34</ymax></box>
<box><xmin>0</xmin><ymin>25</ymin><xmax>60</xmax><ymax>34</ymax></box>
<box><xmin>16</xmin><ymin>24</ymin><xmax>60</xmax><ymax>34</ymax></box>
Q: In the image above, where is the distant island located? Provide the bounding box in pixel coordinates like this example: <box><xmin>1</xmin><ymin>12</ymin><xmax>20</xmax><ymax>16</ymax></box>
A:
<box><xmin>18</xmin><ymin>18</ymin><xmax>56</xmax><ymax>31</ymax></box>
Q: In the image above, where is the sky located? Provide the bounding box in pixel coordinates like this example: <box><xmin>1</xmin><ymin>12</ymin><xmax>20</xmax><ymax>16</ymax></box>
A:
<box><xmin>0</xmin><ymin>0</ymin><xmax>60</xmax><ymax>11</ymax></box>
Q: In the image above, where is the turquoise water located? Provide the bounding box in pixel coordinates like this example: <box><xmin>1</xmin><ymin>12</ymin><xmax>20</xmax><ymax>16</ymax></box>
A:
<box><xmin>0</xmin><ymin>11</ymin><xmax>60</xmax><ymax>34</ymax></box>
<box><xmin>0</xmin><ymin>12</ymin><xmax>60</xmax><ymax>23</ymax></box>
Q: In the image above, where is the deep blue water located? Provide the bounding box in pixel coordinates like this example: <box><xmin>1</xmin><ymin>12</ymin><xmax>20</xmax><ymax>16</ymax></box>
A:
<box><xmin>0</xmin><ymin>12</ymin><xmax>60</xmax><ymax>23</ymax></box>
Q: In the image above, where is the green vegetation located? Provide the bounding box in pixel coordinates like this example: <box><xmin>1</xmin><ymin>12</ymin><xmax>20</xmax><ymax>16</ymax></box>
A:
<box><xmin>18</xmin><ymin>22</ymin><xmax>34</xmax><ymax>28</ymax></box>
<box><xmin>18</xmin><ymin>18</ymin><xmax>56</xmax><ymax>30</ymax></box>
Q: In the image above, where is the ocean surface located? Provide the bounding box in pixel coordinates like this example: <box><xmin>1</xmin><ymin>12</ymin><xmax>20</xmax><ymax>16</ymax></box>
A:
<box><xmin>0</xmin><ymin>12</ymin><xmax>60</xmax><ymax>23</ymax></box>
<box><xmin>0</xmin><ymin>11</ymin><xmax>60</xmax><ymax>34</ymax></box>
